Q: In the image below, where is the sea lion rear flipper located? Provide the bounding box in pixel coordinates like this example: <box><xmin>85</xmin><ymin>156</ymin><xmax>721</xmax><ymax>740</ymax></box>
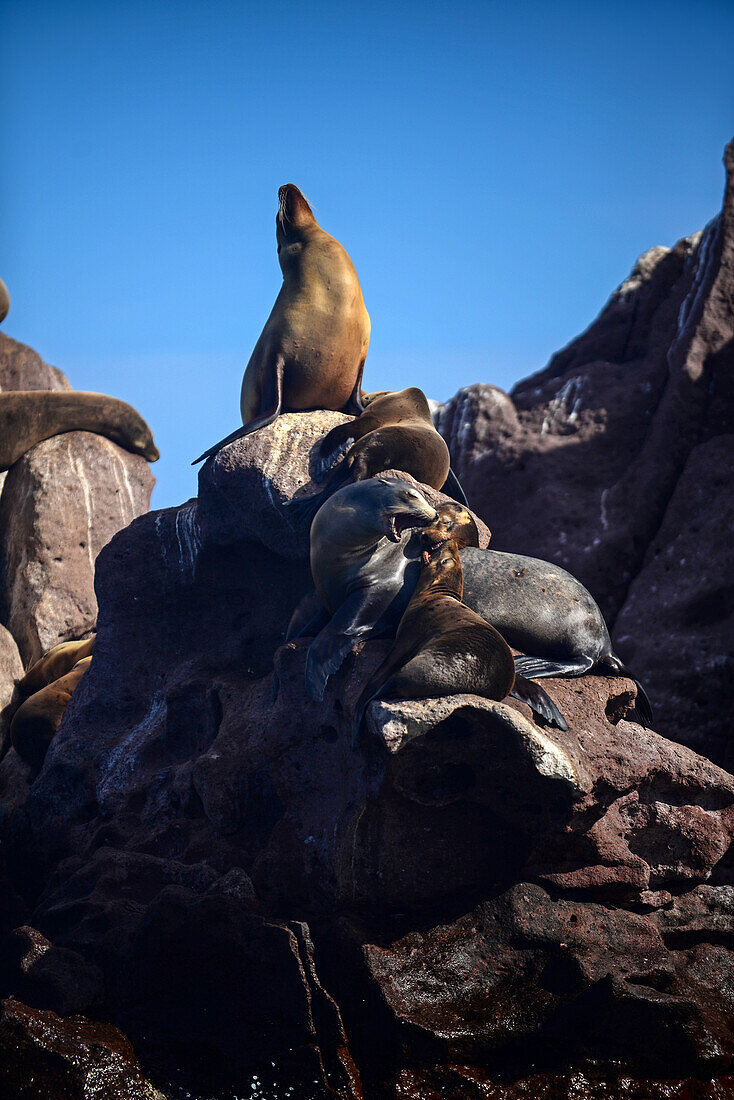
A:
<box><xmin>510</xmin><ymin>675</ymin><xmax>568</xmax><ymax>731</ymax></box>
<box><xmin>596</xmin><ymin>654</ymin><xmax>654</xmax><ymax>727</ymax></box>
<box><xmin>305</xmin><ymin>589</ymin><xmax>384</xmax><ymax>702</ymax></box>
<box><xmin>513</xmin><ymin>655</ymin><xmax>593</xmax><ymax>679</ymax></box>
<box><xmin>192</xmin><ymin>355</ymin><xmax>284</xmax><ymax>464</ymax></box>
<box><xmin>440</xmin><ymin>467</ymin><xmax>469</xmax><ymax>507</ymax></box>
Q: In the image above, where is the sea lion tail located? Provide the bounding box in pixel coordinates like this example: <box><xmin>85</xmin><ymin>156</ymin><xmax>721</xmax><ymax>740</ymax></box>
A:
<box><xmin>510</xmin><ymin>675</ymin><xmax>568</xmax><ymax>731</ymax></box>
<box><xmin>597</xmin><ymin>654</ymin><xmax>654</xmax><ymax>727</ymax></box>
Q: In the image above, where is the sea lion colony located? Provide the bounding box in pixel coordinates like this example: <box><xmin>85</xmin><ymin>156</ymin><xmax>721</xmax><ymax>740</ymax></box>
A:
<box><xmin>2</xmin><ymin>183</ymin><xmax>653</xmax><ymax>763</ymax></box>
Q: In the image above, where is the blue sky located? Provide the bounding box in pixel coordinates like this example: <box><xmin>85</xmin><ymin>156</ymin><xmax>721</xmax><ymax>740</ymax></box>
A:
<box><xmin>2</xmin><ymin>0</ymin><xmax>733</xmax><ymax>509</ymax></box>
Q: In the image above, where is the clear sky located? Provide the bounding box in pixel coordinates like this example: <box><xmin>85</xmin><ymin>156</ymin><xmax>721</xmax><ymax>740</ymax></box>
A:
<box><xmin>2</xmin><ymin>0</ymin><xmax>733</xmax><ymax>509</ymax></box>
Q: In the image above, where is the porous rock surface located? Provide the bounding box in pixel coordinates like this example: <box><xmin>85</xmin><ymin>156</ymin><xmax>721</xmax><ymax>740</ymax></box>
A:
<box><xmin>0</xmin><ymin>410</ymin><xmax>731</xmax><ymax>1098</ymax></box>
<box><xmin>434</xmin><ymin>139</ymin><xmax>734</xmax><ymax>766</ymax></box>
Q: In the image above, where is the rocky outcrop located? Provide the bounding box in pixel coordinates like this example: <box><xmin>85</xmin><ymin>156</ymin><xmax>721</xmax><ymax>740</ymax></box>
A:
<box><xmin>0</xmin><ymin>336</ymin><xmax>155</xmax><ymax>668</ymax></box>
<box><xmin>0</xmin><ymin>625</ymin><xmax>23</xmax><ymax>758</ymax></box>
<box><xmin>435</xmin><ymin>139</ymin><xmax>734</xmax><ymax>765</ymax></box>
<box><xmin>0</xmin><ymin>412</ymin><xmax>729</xmax><ymax>1097</ymax></box>
<box><xmin>0</xmin><ymin>997</ymin><xmax>165</xmax><ymax>1099</ymax></box>
<box><xmin>0</xmin><ymin>433</ymin><xmax>153</xmax><ymax>665</ymax></box>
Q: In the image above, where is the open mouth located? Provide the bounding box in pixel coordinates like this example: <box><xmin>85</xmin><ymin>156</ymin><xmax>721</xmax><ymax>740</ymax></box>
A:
<box><xmin>420</xmin><ymin>531</ymin><xmax>449</xmax><ymax>550</ymax></box>
<box><xmin>386</xmin><ymin>511</ymin><xmax>439</xmax><ymax>543</ymax></box>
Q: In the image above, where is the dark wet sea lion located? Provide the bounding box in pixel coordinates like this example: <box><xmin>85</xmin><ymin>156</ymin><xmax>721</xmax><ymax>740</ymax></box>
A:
<box><xmin>290</xmin><ymin>496</ymin><xmax>652</xmax><ymax>724</ymax></box>
<box><xmin>193</xmin><ymin>184</ymin><xmax>371</xmax><ymax>464</ymax></box>
<box><xmin>303</xmin><ymin>477</ymin><xmax>438</xmax><ymax>700</ymax></box>
<box><xmin>421</xmin><ymin>504</ymin><xmax>652</xmax><ymax>724</ymax></box>
<box><xmin>0</xmin><ymin>392</ymin><xmax>160</xmax><ymax>470</ymax></box>
<box><xmin>10</xmin><ymin>655</ymin><xmax>92</xmax><ymax>771</ymax></box>
<box><xmin>286</xmin><ymin>387</ymin><xmax>467</xmax><ymax>524</ymax></box>
<box><xmin>19</xmin><ymin>636</ymin><xmax>95</xmax><ymax>696</ymax></box>
<box><xmin>352</xmin><ymin>540</ymin><xmax>567</xmax><ymax>742</ymax></box>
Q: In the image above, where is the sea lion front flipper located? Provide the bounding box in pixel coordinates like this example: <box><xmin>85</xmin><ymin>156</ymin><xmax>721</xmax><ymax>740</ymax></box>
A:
<box><xmin>440</xmin><ymin>467</ymin><xmax>469</xmax><ymax>507</ymax></box>
<box><xmin>513</xmin><ymin>655</ymin><xmax>594</xmax><ymax>679</ymax></box>
<box><xmin>191</xmin><ymin>354</ymin><xmax>285</xmax><ymax>464</ymax></box>
<box><xmin>510</xmin><ymin>674</ymin><xmax>568</xmax><ymax>731</ymax></box>
<box><xmin>305</xmin><ymin>589</ymin><xmax>385</xmax><ymax>702</ymax></box>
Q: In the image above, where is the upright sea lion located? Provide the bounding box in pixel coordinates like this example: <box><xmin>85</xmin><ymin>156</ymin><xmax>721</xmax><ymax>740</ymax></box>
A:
<box><xmin>10</xmin><ymin>655</ymin><xmax>92</xmax><ymax>771</ymax></box>
<box><xmin>193</xmin><ymin>184</ymin><xmax>371</xmax><ymax>464</ymax></box>
<box><xmin>0</xmin><ymin>278</ymin><xmax>9</xmax><ymax>325</ymax></box>
<box><xmin>303</xmin><ymin>477</ymin><xmax>438</xmax><ymax>700</ymax></box>
<box><xmin>286</xmin><ymin>386</ymin><xmax>467</xmax><ymax>525</ymax></box>
<box><xmin>352</xmin><ymin>540</ymin><xmax>567</xmax><ymax>742</ymax></box>
<box><xmin>18</xmin><ymin>636</ymin><xmax>95</xmax><ymax>696</ymax></box>
<box><xmin>421</xmin><ymin>503</ymin><xmax>653</xmax><ymax>724</ymax></box>
<box><xmin>0</xmin><ymin>392</ymin><xmax>159</xmax><ymax>470</ymax></box>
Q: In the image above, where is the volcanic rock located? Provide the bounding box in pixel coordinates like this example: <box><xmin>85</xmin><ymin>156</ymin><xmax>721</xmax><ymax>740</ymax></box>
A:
<box><xmin>0</xmin><ymin>997</ymin><xmax>165</xmax><ymax>1099</ymax></box>
<box><xmin>0</xmin><ymin>405</ymin><xmax>726</xmax><ymax>1095</ymax></box>
<box><xmin>0</xmin><ymin>432</ymin><xmax>154</xmax><ymax>666</ymax></box>
<box><xmin>0</xmin><ymin>624</ymin><xmax>23</xmax><ymax>758</ymax></box>
<box><xmin>434</xmin><ymin>139</ymin><xmax>734</xmax><ymax>764</ymax></box>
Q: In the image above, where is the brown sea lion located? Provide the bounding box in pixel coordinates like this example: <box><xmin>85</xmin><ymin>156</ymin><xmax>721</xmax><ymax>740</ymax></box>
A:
<box><xmin>420</xmin><ymin>503</ymin><xmax>652</xmax><ymax>724</ymax></box>
<box><xmin>18</xmin><ymin>636</ymin><xmax>95</xmax><ymax>696</ymax></box>
<box><xmin>286</xmin><ymin>387</ymin><xmax>468</xmax><ymax>525</ymax></box>
<box><xmin>10</xmin><ymin>655</ymin><xmax>92</xmax><ymax>771</ymax></box>
<box><xmin>352</xmin><ymin>540</ymin><xmax>567</xmax><ymax>743</ymax></box>
<box><xmin>0</xmin><ymin>278</ymin><xmax>9</xmax><ymax>325</ymax></box>
<box><xmin>0</xmin><ymin>392</ymin><xmax>159</xmax><ymax>470</ymax></box>
<box><xmin>192</xmin><ymin>184</ymin><xmax>371</xmax><ymax>464</ymax></box>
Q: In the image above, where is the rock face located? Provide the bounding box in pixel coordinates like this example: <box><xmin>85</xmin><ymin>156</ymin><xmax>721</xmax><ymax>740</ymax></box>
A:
<box><xmin>0</xmin><ymin>433</ymin><xmax>154</xmax><ymax>665</ymax></box>
<box><xmin>435</xmin><ymin>139</ymin><xmax>734</xmax><ymax>766</ymax></box>
<box><xmin>0</xmin><ymin>409</ymin><xmax>730</xmax><ymax>1097</ymax></box>
<box><xmin>0</xmin><ymin>336</ymin><xmax>155</xmax><ymax>667</ymax></box>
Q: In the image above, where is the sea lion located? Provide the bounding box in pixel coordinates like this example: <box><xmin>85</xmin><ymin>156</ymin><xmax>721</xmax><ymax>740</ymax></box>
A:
<box><xmin>10</xmin><ymin>655</ymin><xmax>91</xmax><ymax>771</ymax></box>
<box><xmin>352</xmin><ymin>540</ymin><xmax>567</xmax><ymax>742</ymax></box>
<box><xmin>0</xmin><ymin>392</ymin><xmax>159</xmax><ymax>470</ymax></box>
<box><xmin>0</xmin><ymin>277</ymin><xmax>9</xmax><ymax>325</ymax></box>
<box><xmin>286</xmin><ymin>386</ymin><xmax>468</xmax><ymax>525</ymax></box>
<box><xmin>289</xmin><ymin>493</ymin><xmax>652</xmax><ymax>725</ymax></box>
<box><xmin>192</xmin><ymin>184</ymin><xmax>371</xmax><ymax>464</ymax></box>
<box><xmin>420</xmin><ymin>503</ymin><xmax>653</xmax><ymax>724</ymax></box>
<box><xmin>303</xmin><ymin>477</ymin><xmax>438</xmax><ymax>700</ymax></box>
<box><xmin>18</xmin><ymin>636</ymin><xmax>95</xmax><ymax>696</ymax></box>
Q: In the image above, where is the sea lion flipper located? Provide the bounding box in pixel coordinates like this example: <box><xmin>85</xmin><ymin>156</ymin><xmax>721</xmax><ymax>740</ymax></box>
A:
<box><xmin>192</xmin><ymin>355</ymin><xmax>285</xmax><ymax>464</ymax></box>
<box><xmin>510</xmin><ymin>675</ymin><xmax>568</xmax><ymax>731</ymax></box>
<box><xmin>343</xmin><ymin>360</ymin><xmax>366</xmax><ymax>415</ymax></box>
<box><xmin>513</xmin><ymin>655</ymin><xmax>593</xmax><ymax>679</ymax></box>
<box><xmin>440</xmin><ymin>467</ymin><xmax>469</xmax><ymax>507</ymax></box>
<box><xmin>305</xmin><ymin>590</ymin><xmax>384</xmax><ymax>702</ymax></box>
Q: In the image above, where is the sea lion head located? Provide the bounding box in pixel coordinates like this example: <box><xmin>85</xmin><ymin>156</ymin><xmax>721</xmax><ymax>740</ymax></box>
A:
<box><xmin>420</xmin><ymin>502</ymin><xmax>480</xmax><ymax>550</ymax></box>
<box><xmin>276</xmin><ymin>184</ymin><xmax>318</xmax><ymax>253</ymax></box>
<box><xmin>324</xmin><ymin>477</ymin><xmax>438</xmax><ymax>545</ymax></box>
<box><xmin>370</xmin><ymin>477</ymin><xmax>439</xmax><ymax>543</ymax></box>
<box><xmin>103</xmin><ymin>400</ymin><xmax>160</xmax><ymax>462</ymax></box>
<box><xmin>0</xmin><ymin>278</ymin><xmax>9</xmax><ymax>325</ymax></box>
<box><xmin>418</xmin><ymin>539</ymin><xmax>464</xmax><ymax>599</ymax></box>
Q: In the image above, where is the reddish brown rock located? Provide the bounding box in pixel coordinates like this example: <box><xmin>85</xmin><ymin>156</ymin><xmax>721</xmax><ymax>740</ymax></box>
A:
<box><xmin>435</xmin><ymin>140</ymin><xmax>734</xmax><ymax>763</ymax></box>
<box><xmin>0</xmin><ymin>432</ymin><xmax>154</xmax><ymax>665</ymax></box>
<box><xmin>0</xmin><ymin>997</ymin><xmax>165</xmax><ymax>1099</ymax></box>
<box><xmin>0</xmin><ymin>331</ymin><xmax>71</xmax><ymax>393</ymax></box>
<box><xmin>0</xmin><ymin>624</ymin><xmax>23</xmax><ymax>758</ymax></box>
